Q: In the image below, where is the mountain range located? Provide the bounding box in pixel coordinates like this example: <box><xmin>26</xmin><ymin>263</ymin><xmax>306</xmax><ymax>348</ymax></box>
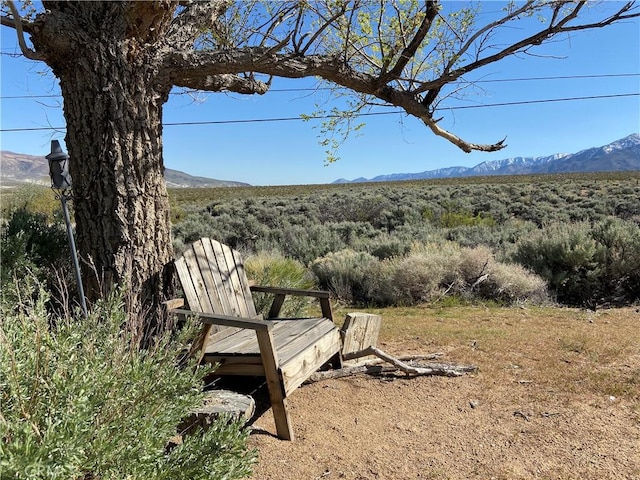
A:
<box><xmin>333</xmin><ymin>133</ymin><xmax>640</xmax><ymax>184</ymax></box>
<box><xmin>0</xmin><ymin>151</ymin><xmax>248</xmax><ymax>188</ymax></box>
<box><xmin>2</xmin><ymin>134</ymin><xmax>639</xmax><ymax>188</ymax></box>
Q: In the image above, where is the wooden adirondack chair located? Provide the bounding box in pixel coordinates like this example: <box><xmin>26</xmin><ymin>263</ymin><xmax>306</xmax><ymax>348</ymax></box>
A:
<box><xmin>168</xmin><ymin>238</ymin><xmax>342</xmax><ymax>440</ymax></box>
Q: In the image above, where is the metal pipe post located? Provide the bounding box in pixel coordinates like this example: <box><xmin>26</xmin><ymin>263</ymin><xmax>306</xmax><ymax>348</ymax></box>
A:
<box><xmin>60</xmin><ymin>195</ymin><xmax>88</xmax><ymax>318</ymax></box>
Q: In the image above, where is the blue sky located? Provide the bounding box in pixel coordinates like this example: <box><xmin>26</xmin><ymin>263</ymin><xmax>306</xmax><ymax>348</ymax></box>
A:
<box><xmin>1</xmin><ymin>2</ymin><xmax>639</xmax><ymax>186</ymax></box>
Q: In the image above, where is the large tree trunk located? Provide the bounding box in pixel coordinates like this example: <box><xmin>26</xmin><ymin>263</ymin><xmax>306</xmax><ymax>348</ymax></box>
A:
<box><xmin>35</xmin><ymin>3</ymin><xmax>177</xmax><ymax>336</ymax></box>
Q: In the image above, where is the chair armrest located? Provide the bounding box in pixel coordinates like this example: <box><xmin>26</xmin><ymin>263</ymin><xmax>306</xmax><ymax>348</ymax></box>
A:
<box><xmin>249</xmin><ymin>286</ymin><xmax>333</xmax><ymax>321</ymax></box>
<box><xmin>163</xmin><ymin>298</ymin><xmax>185</xmax><ymax>311</ymax></box>
<box><xmin>169</xmin><ymin>308</ymin><xmax>271</xmax><ymax>331</ymax></box>
<box><xmin>250</xmin><ymin>285</ymin><xmax>330</xmax><ymax>298</ymax></box>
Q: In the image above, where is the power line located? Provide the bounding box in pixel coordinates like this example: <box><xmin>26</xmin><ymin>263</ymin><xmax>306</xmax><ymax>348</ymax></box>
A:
<box><xmin>0</xmin><ymin>73</ymin><xmax>638</xmax><ymax>100</ymax></box>
<box><xmin>1</xmin><ymin>92</ymin><xmax>637</xmax><ymax>133</ymax></box>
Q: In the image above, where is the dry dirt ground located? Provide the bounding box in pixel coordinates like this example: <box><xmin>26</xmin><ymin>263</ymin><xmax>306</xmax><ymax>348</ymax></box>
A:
<box><xmin>247</xmin><ymin>306</ymin><xmax>640</xmax><ymax>480</ymax></box>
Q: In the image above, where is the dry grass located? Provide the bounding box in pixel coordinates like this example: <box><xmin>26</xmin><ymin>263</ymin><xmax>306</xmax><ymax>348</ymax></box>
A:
<box><xmin>371</xmin><ymin>305</ymin><xmax>640</xmax><ymax>409</ymax></box>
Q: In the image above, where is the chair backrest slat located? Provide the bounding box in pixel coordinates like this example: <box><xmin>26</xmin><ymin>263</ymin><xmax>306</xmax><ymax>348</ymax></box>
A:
<box><xmin>176</xmin><ymin>238</ymin><xmax>257</xmax><ymax>319</ymax></box>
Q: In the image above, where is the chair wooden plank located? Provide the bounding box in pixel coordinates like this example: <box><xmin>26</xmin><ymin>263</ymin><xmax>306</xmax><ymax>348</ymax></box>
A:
<box><xmin>182</xmin><ymin>243</ymin><xmax>232</xmax><ymax>343</ymax></box>
<box><xmin>174</xmin><ymin>256</ymin><xmax>202</xmax><ymax>312</ymax></box>
<box><xmin>193</xmin><ymin>239</ymin><xmax>225</xmax><ymax>314</ymax></box>
<box><xmin>183</xmin><ymin>245</ymin><xmax>215</xmax><ymax>314</ymax></box>
<box><xmin>281</xmin><ymin>329</ymin><xmax>342</xmax><ymax>396</ymax></box>
<box><xmin>202</xmin><ymin>238</ymin><xmax>235</xmax><ymax>316</ymax></box>
<box><xmin>209</xmin><ymin>329</ymin><xmax>260</xmax><ymax>355</ymax></box>
<box><xmin>231</xmin><ymin>247</ymin><xmax>258</xmax><ymax>318</ymax></box>
<box><xmin>188</xmin><ymin>240</ymin><xmax>215</xmax><ymax>314</ymax></box>
<box><xmin>210</xmin><ymin>239</ymin><xmax>243</xmax><ymax>317</ymax></box>
<box><xmin>256</xmin><ymin>328</ymin><xmax>293</xmax><ymax>440</ymax></box>
<box><xmin>205</xmin><ymin>358</ymin><xmax>265</xmax><ymax>377</ymax></box>
<box><xmin>220</xmin><ymin>242</ymin><xmax>253</xmax><ymax>318</ymax></box>
<box><xmin>197</xmin><ymin>239</ymin><xmax>243</xmax><ymax>340</ymax></box>
<box><xmin>275</xmin><ymin>319</ymin><xmax>337</xmax><ymax>364</ymax></box>
<box><xmin>271</xmin><ymin>319</ymin><xmax>331</xmax><ymax>355</ymax></box>
<box><xmin>208</xmin><ymin>319</ymin><xmax>330</xmax><ymax>357</ymax></box>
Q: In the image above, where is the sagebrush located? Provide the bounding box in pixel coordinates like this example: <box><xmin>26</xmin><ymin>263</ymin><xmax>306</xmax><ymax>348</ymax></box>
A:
<box><xmin>0</xmin><ymin>283</ymin><xmax>255</xmax><ymax>480</ymax></box>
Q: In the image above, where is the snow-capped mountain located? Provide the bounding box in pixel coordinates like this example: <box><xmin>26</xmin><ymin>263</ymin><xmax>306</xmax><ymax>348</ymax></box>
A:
<box><xmin>334</xmin><ymin>134</ymin><xmax>640</xmax><ymax>184</ymax></box>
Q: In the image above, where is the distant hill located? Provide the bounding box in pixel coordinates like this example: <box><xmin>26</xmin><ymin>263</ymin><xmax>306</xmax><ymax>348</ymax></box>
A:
<box><xmin>0</xmin><ymin>151</ymin><xmax>249</xmax><ymax>188</ymax></box>
<box><xmin>334</xmin><ymin>134</ymin><xmax>640</xmax><ymax>184</ymax></box>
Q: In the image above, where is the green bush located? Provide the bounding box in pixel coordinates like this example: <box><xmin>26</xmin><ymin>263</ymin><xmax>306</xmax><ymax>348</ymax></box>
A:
<box><xmin>244</xmin><ymin>251</ymin><xmax>316</xmax><ymax>317</ymax></box>
<box><xmin>513</xmin><ymin>218</ymin><xmax>640</xmax><ymax>306</ymax></box>
<box><xmin>1</xmin><ymin>208</ymin><xmax>71</xmax><ymax>310</ymax></box>
<box><xmin>0</xmin><ymin>284</ymin><xmax>256</xmax><ymax>480</ymax></box>
<box><xmin>0</xmin><ymin>185</ymin><xmax>61</xmax><ymax>223</ymax></box>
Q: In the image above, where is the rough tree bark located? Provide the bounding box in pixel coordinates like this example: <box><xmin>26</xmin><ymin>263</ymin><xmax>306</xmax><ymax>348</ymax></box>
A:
<box><xmin>3</xmin><ymin>1</ymin><xmax>637</xmax><ymax>336</ymax></box>
<box><xmin>24</xmin><ymin>3</ymin><xmax>178</xmax><ymax>332</ymax></box>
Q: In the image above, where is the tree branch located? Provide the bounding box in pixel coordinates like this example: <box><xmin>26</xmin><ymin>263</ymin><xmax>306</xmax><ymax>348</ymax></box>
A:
<box><xmin>164</xmin><ymin>0</ymin><xmax>232</xmax><ymax>50</ymax></box>
<box><xmin>164</xmin><ymin>48</ymin><xmax>506</xmax><ymax>152</ymax></box>
<box><xmin>4</xmin><ymin>1</ymin><xmax>44</xmax><ymax>61</ymax></box>
<box><xmin>379</xmin><ymin>1</ymin><xmax>439</xmax><ymax>84</ymax></box>
<box><xmin>431</xmin><ymin>1</ymin><xmax>638</xmax><ymax>92</ymax></box>
<box><xmin>172</xmin><ymin>72</ymin><xmax>269</xmax><ymax>94</ymax></box>
<box><xmin>439</xmin><ymin>0</ymin><xmax>537</xmax><ymax>79</ymax></box>
<box><xmin>161</xmin><ymin>0</ymin><xmax>638</xmax><ymax>153</ymax></box>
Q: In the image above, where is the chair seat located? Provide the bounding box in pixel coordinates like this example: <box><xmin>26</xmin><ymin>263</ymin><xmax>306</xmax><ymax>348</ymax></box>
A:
<box><xmin>204</xmin><ymin>317</ymin><xmax>341</xmax><ymax>395</ymax></box>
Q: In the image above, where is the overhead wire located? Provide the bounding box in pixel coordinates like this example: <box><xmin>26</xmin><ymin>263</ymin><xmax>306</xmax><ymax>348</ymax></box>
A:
<box><xmin>1</xmin><ymin>92</ymin><xmax>637</xmax><ymax>133</ymax></box>
<box><xmin>0</xmin><ymin>73</ymin><xmax>638</xmax><ymax>100</ymax></box>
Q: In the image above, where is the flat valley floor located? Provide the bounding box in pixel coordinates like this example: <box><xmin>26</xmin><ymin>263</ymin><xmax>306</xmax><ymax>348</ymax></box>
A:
<box><xmin>248</xmin><ymin>306</ymin><xmax>640</xmax><ymax>480</ymax></box>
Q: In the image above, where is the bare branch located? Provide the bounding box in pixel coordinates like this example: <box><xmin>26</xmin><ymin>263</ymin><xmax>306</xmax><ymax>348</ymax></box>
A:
<box><xmin>440</xmin><ymin>0</ymin><xmax>537</xmax><ymax>77</ymax></box>
<box><xmin>437</xmin><ymin>1</ymin><xmax>638</xmax><ymax>91</ymax></box>
<box><xmin>379</xmin><ymin>1</ymin><xmax>439</xmax><ymax>83</ymax></box>
<box><xmin>4</xmin><ymin>1</ymin><xmax>44</xmax><ymax>61</ymax></box>
<box><xmin>300</xmin><ymin>2</ymin><xmax>348</xmax><ymax>55</ymax></box>
<box><xmin>256</xmin><ymin>3</ymin><xmax>298</xmax><ymax>48</ymax></box>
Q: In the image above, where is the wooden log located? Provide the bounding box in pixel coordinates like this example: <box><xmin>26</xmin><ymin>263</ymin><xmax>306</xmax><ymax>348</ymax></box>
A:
<box><xmin>306</xmin><ymin>346</ymin><xmax>477</xmax><ymax>382</ymax></box>
<box><xmin>341</xmin><ymin>313</ymin><xmax>382</xmax><ymax>366</ymax></box>
<box><xmin>307</xmin><ymin>361</ymin><xmax>476</xmax><ymax>382</ymax></box>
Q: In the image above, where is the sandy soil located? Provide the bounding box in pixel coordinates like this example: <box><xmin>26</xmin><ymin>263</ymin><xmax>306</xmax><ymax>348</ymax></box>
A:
<box><xmin>246</xmin><ymin>311</ymin><xmax>640</xmax><ymax>480</ymax></box>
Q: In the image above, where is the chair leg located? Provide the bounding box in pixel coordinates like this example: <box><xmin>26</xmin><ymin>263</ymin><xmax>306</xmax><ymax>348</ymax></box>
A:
<box><xmin>267</xmin><ymin>387</ymin><xmax>294</xmax><ymax>441</ymax></box>
<box><xmin>256</xmin><ymin>328</ymin><xmax>295</xmax><ymax>440</ymax></box>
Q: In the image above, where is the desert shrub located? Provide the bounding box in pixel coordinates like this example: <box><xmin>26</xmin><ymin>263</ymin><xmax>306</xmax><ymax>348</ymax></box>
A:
<box><xmin>0</xmin><ymin>208</ymin><xmax>72</xmax><ymax>310</ymax></box>
<box><xmin>311</xmin><ymin>249</ymin><xmax>389</xmax><ymax>305</ymax></box>
<box><xmin>244</xmin><ymin>251</ymin><xmax>315</xmax><ymax>318</ymax></box>
<box><xmin>445</xmin><ymin>219</ymin><xmax>539</xmax><ymax>254</ymax></box>
<box><xmin>438</xmin><ymin>208</ymin><xmax>496</xmax><ymax>229</ymax></box>
<box><xmin>1</xmin><ymin>185</ymin><xmax>61</xmax><ymax>223</ymax></box>
<box><xmin>310</xmin><ymin>241</ymin><xmax>547</xmax><ymax>307</ymax></box>
<box><xmin>367</xmin><ymin>236</ymin><xmax>411</xmax><ymax>260</ymax></box>
<box><xmin>513</xmin><ymin>218</ymin><xmax>640</xmax><ymax>306</ymax></box>
<box><xmin>0</xmin><ymin>283</ymin><xmax>255</xmax><ymax>480</ymax></box>
<box><xmin>483</xmin><ymin>262</ymin><xmax>549</xmax><ymax>304</ymax></box>
<box><xmin>309</xmin><ymin>241</ymin><xmax>550</xmax><ymax>307</ymax></box>
<box><xmin>171</xmin><ymin>212</ymin><xmax>220</xmax><ymax>252</ymax></box>
<box><xmin>277</xmin><ymin>223</ymin><xmax>345</xmax><ymax>265</ymax></box>
<box><xmin>388</xmin><ymin>242</ymin><xmax>460</xmax><ymax>305</ymax></box>
<box><xmin>384</xmin><ymin>243</ymin><xmax>548</xmax><ymax>306</ymax></box>
<box><xmin>590</xmin><ymin>217</ymin><xmax>640</xmax><ymax>303</ymax></box>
